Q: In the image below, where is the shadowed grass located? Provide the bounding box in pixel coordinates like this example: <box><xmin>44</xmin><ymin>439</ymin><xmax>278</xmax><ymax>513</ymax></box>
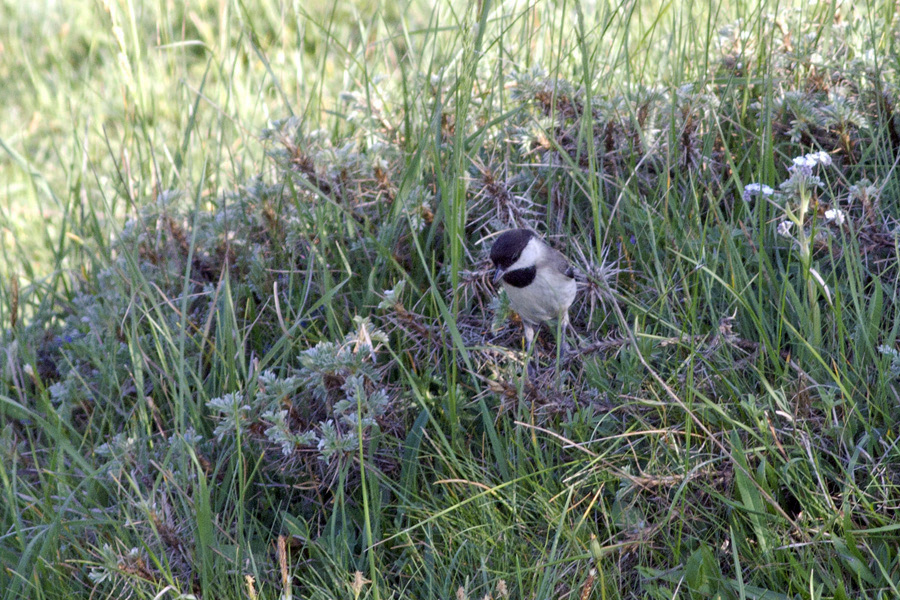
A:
<box><xmin>2</xmin><ymin>0</ymin><xmax>900</xmax><ymax>598</ymax></box>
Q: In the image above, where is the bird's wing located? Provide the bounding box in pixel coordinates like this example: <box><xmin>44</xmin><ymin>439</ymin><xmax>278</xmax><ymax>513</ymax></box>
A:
<box><xmin>545</xmin><ymin>247</ymin><xmax>575</xmax><ymax>279</ymax></box>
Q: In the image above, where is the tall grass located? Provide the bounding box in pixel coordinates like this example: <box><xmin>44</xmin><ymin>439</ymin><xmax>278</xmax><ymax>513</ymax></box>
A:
<box><xmin>2</xmin><ymin>0</ymin><xmax>900</xmax><ymax>598</ymax></box>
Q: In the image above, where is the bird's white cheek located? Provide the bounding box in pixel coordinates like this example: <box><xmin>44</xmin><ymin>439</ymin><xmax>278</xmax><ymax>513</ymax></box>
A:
<box><xmin>507</xmin><ymin>239</ymin><xmax>543</xmax><ymax>272</ymax></box>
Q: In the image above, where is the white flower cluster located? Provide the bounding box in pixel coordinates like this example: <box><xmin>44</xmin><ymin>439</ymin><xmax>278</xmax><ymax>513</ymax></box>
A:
<box><xmin>791</xmin><ymin>151</ymin><xmax>832</xmax><ymax>169</ymax></box>
<box><xmin>824</xmin><ymin>208</ymin><xmax>846</xmax><ymax>225</ymax></box>
<box><xmin>776</xmin><ymin>221</ymin><xmax>793</xmax><ymax>238</ymax></box>
<box><xmin>745</xmin><ymin>150</ymin><xmax>851</xmax><ymax>242</ymax></box>
<box><xmin>743</xmin><ymin>183</ymin><xmax>775</xmax><ymax>202</ymax></box>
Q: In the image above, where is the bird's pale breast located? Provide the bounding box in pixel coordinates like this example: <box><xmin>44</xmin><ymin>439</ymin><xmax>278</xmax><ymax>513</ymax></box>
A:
<box><xmin>504</xmin><ymin>267</ymin><xmax>576</xmax><ymax>324</ymax></box>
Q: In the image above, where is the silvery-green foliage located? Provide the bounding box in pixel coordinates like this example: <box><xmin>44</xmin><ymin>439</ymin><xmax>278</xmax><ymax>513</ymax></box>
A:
<box><xmin>774</xmin><ymin>90</ymin><xmax>826</xmax><ymax>143</ymax></box>
<box><xmin>87</xmin><ymin>544</ymin><xmax>148</xmax><ymax>594</ymax></box>
<box><xmin>316</xmin><ymin>419</ymin><xmax>358</xmax><ymax>461</ymax></box>
<box><xmin>254</xmin><ymin>318</ymin><xmax>392</xmax><ymax>465</ymax></box>
<box><xmin>87</xmin><ymin>544</ymin><xmax>126</xmax><ymax>584</ymax></box>
<box><xmin>490</xmin><ymin>290</ymin><xmax>512</xmax><ymax>333</ymax></box>
<box><xmin>178</xmin><ymin>427</ymin><xmax>203</xmax><ymax>447</ymax></box>
<box><xmin>778</xmin><ymin>166</ymin><xmax>823</xmax><ymax>196</ymax></box>
<box><xmin>397</xmin><ymin>185</ymin><xmax>433</xmax><ymax>232</ymax></box>
<box><xmin>333</xmin><ymin>374</ymin><xmax>390</xmax><ymax>429</ymax></box>
<box><xmin>206</xmin><ymin>392</ymin><xmax>250</xmax><ymax>442</ymax></box>
<box><xmin>878</xmin><ymin>345</ymin><xmax>900</xmax><ymax>377</ymax></box>
<box><xmin>507</xmin><ymin>66</ymin><xmax>550</xmax><ymax>102</ymax></box>
<box><xmin>262</xmin><ymin>409</ymin><xmax>317</xmax><ymax>456</ymax></box>
<box><xmin>299</xmin><ymin>341</ymin><xmax>367</xmax><ymax>403</ymax></box>
<box><xmin>823</xmin><ymin>91</ymin><xmax>868</xmax><ymax>131</ymax></box>
<box><xmin>95</xmin><ymin>433</ymin><xmax>138</xmax><ymax>476</ymax></box>
<box><xmin>256</xmin><ymin>369</ymin><xmax>301</xmax><ymax>402</ymax></box>
<box><xmin>48</xmin><ymin>377</ymin><xmax>74</xmax><ymax>404</ymax></box>
<box><xmin>298</xmin><ymin>317</ymin><xmax>387</xmax><ymax>397</ymax></box>
<box><xmin>378</xmin><ymin>280</ymin><xmax>406</xmax><ymax>310</ymax></box>
<box><xmin>849</xmin><ymin>179</ymin><xmax>878</xmax><ymax>204</ymax></box>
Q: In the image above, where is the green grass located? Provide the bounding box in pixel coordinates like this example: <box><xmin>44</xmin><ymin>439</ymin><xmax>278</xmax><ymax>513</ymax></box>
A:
<box><xmin>2</xmin><ymin>0</ymin><xmax>900</xmax><ymax>598</ymax></box>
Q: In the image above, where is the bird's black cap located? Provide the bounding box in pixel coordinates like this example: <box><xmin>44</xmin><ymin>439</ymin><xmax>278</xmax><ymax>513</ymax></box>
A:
<box><xmin>490</xmin><ymin>229</ymin><xmax>535</xmax><ymax>269</ymax></box>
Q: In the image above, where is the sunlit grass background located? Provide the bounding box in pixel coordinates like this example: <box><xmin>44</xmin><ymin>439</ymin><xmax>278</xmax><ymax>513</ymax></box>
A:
<box><xmin>2</xmin><ymin>0</ymin><xmax>900</xmax><ymax>598</ymax></box>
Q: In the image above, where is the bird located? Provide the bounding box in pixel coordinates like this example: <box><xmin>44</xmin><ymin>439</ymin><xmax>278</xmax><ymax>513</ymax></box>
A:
<box><xmin>489</xmin><ymin>228</ymin><xmax>577</xmax><ymax>359</ymax></box>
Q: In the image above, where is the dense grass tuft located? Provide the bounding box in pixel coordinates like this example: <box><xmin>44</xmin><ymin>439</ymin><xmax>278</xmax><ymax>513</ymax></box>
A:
<box><xmin>2</xmin><ymin>0</ymin><xmax>900</xmax><ymax>598</ymax></box>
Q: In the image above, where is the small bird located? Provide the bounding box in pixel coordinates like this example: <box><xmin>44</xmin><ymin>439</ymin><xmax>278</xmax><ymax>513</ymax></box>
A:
<box><xmin>490</xmin><ymin>228</ymin><xmax>577</xmax><ymax>356</ymax></box>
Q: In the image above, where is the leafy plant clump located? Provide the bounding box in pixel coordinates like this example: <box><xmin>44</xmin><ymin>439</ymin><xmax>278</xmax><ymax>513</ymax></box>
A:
<box><xmin>2</xmin><ymin>2</ymin><xmax>900</xmax><ymax>599</ymax></box>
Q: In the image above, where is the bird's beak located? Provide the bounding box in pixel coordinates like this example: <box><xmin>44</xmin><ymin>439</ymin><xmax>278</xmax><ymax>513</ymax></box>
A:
<box><xmin>493</xmin><ymin>267</ymin><xmax>504</xmax><ymax>284</ymax></box>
